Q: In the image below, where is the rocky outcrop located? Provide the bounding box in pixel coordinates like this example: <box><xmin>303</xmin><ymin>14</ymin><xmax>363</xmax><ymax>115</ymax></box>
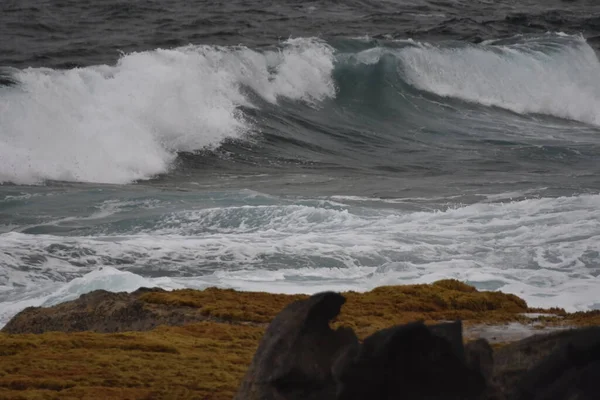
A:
<box><xmin>235</xmin><ymin>292</ymin><xmax>600</xmax><ymax>400</ymax></box>
<box><xmin>333</xmin><ymin>321</ymin><xmax>487</xmax><ymax>400</ymax></box>
<box><xmin>234</xmin><ymin>292</ymin><xmax>358</xmax><ymax>400</ymax></box>
<box><xmin>0</xmin><ymin>280</ymin><xmax>558</xmax><ymax>336</ymax></box>
<box><xmin>235</xmin><ymin>293</ymin><xmax>487</xmax><ymax>400</ymax></box>
<box><xmin>1</xmin><ymin>287</ymin><xmax>215</xmax><ymax>334</ymax></box>
<box><xmin>509</xmin><ymin>327</ymin><xmax>600</xmax><ymax>400</ymax></box>
<box><xmin>3</xmin><ymin>283</ymin><xmax>600</xmax><ymax>400</ymax></box>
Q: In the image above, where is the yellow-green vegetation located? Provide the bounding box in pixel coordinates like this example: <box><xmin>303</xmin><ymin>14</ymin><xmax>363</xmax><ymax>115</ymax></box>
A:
<box><xmin>141</xmin><ymin>287</ymin><xmax>308</xmax><ymax>324</ymax></box>
<box><xmin>0</xmin><ymin>323</ymin><xmax>263</xmax><ymax>400</ymax></box>
<box><xmin>0</xmin><ymin>280</ymin><xmax>596</xmax><ymax>399</ymax></box>
<box><xmin>338</xmin><ymin>280</ymin><xmax>530</xmax><ymax>337</ymax></box>
<box><xmin>141</xmin><ymin>280</ymin><xmax>532</xmax><ymax>337</ymax></box>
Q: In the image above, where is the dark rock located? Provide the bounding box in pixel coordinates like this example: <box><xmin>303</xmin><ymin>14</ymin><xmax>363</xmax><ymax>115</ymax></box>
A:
<box><xmin>234</xmin><ymin>291</ymin><xmax>358</xmax><ymax>400</ymax></box>
<box><xmin>491</xmin><ymin>328</ymin><xmax>580</xmax><ymax>399</ymax></box>
<box><xmin>516</xmin><ymin>327</ymin><xmax>600</xmax><ymax>400</ymax></box>
<box><xmin>466</xmin><ymin>339</ymin><xmax>494</xmax><ymax>382</ymax></box>
<box><xmin>429</xmin><ymin>320</ymin><xmax>466</xmax><ymax>360</ymax></box>
<box><xmin>235</xmin><ymin>296</ymin><xmax>493</xmax><ymax>400</ymax></box>
<box><xmin>333</xmin><ymin>321</ymin><xmax>486</xmax><ymax>400</ymax></box>
<box><xmin>574</xmin><ymin>360</ymin><xmax>600</xmax><ymax>400</ymax></box>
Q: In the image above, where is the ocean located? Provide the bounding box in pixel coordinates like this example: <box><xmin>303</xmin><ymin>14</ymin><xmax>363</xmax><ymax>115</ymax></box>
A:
<box><xmin>2</xmin><ymin>0</ymin><xmax>600</xmax><ymax>327</ymax></box>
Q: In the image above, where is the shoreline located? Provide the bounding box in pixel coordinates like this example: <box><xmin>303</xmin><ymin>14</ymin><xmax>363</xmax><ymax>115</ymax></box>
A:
<box><xmin>1</xmin><ymin>280</ymin><xmax>599</xmax><ymax>399</ymax></box>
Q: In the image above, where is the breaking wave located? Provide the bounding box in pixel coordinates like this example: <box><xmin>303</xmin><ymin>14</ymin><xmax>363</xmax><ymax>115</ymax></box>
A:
<box><xmin>0</xmin><ymin>38</ymin><xmax>335</xmax><ymax>184</ymax></box>
<box><xmin>1</xmin><ymin>33</ymin><xmax>600</xmax><ymax>186</ymax></box>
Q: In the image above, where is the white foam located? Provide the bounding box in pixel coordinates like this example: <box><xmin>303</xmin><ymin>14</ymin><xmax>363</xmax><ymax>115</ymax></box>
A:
<box><xmin>1</xmin><ymin>193</ymin><xmax>599</xmax><ymax>328</ymax></box>
<box><xmin>0</xmin><ymin>38</ymin><xmax>335</xmax><ymax>185</ymax></box>
<box><xmin>396</xmin><ymin>34</ymin><xmax>600</xmax><ymax>125</ymax></box>
<box><xmin>46</xmin><ymin>266</ymin><xmax>163</xmax><ymax>302</ymax></box>
<box><xmin>0</xmin><ymin>266</ymin><xmax>183</xmax><ymax>328</ymax></box>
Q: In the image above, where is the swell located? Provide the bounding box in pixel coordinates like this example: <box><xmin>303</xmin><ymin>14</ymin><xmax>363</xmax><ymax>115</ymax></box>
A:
<box><xmin>330</xmin><ymin>33</ymin><xmax>600</xmax><ymax>125</ymax></box>
<box><xmin>2</xmin><ymin>34</ymin><xmax>600</xmax><ymax>185</ymax></box>
<box><xmin>190</xmin><ymin>33</ymin><xmax>600</xmax><ymax>177</ymax></box>
<box><xmin>5</xmin><ymin>0</ymin><xmax>600</xmax><ymax>70</ymax></box>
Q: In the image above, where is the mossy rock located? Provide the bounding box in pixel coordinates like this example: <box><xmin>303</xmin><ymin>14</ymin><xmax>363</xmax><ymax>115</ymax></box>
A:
<box><xmin>141</xmin><ymin>279</ymin><xmax>530</xmax><ymax>338</ymax></box>
<box><xmin>1</xmin><ymin>280</ymin><xmax>598</xmax><ymax>399</ymax></box>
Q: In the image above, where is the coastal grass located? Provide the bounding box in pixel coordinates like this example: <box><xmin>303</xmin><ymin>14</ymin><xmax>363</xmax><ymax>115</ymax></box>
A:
<box><xmin>0</xmin><ymin>280</ymin><xmax>595</xmax><ymax>399</ymax></box>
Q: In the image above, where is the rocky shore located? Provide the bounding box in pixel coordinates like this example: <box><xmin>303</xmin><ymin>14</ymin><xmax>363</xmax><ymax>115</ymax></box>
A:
<box><xmin>1</xmin><ymin>280</ymin><xmax>599</xmax><ymax>399</ymax></box>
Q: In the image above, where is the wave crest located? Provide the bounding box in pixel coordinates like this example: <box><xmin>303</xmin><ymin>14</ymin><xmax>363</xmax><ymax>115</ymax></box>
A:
<box><xmin>395</xmin><ymin>34</ymin><xmax>600</xmax><ymax>124</ymax></box>
<box><xmin>0</xmin><ymin>38</ymin><xmax>335</xmax><ymax>185</ymax></box>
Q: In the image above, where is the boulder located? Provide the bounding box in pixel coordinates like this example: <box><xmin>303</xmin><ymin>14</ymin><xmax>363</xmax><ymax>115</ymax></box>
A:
<box><xmin>515</xmin><ymin>327</ymin><xmax>600</xmax><ymax>400</ymax></box>
<box><xmin>235</xmin><ymin>291</ymin><xmax>488</xmax><ymax>400</ymax></box>
<box><xmin>234</xmin><ymin>291</ymin><xmax>359</xmax><ymax>400</ymax></box>
<box><xmin>1</xmin><ymin>288</ymin><xmax>211</xmax><ymax>334</ymax></box>
<box><xmin>333</xmin><ymin>321</ymin><xmax>486</xmax><ymax>400</ymax></box>
<box><xmin>465</xmin><ymin>339</ymin><xmax>494</xmax><ymax>384</ymax></box>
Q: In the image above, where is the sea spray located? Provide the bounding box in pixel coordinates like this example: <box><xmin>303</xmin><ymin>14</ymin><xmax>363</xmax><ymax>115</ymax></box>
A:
<box><xmin>0</xmin><ymin>38</ymin><xmax>335</xmax><ymax>184</ymax></box>
<box><xmin>398</xmin><ymin>34</ymin><xmax>600</xmax><ymax>124</ymax></box>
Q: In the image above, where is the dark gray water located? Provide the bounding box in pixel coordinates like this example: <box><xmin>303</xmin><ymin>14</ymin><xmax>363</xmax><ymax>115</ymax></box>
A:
<box><xmin>4</xmin><ymin>0</ymin><xmax>600</xmax><ymax>69</ymax></box>
<box><xmin>1</xmin><ymin>0</ymin><xmax>600</xmax><ymax>326</ymax></box>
